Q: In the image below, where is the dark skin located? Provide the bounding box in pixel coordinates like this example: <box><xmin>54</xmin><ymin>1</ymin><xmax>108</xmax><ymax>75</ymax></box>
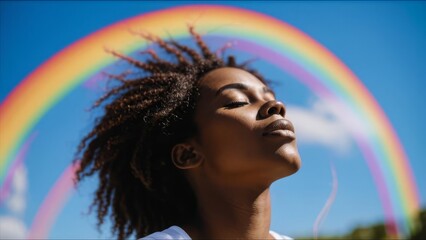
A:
<box><xmin>171</xmin><ymin>67</ymin><xmax>301</xmax><ymax>239</ymax></box>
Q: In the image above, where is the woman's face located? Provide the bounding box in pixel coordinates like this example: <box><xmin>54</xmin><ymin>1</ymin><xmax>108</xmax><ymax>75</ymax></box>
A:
<box><xmin>191</xmin><ymin>67</ymin><xmax>301</xmax><ymax>189</ymax></box>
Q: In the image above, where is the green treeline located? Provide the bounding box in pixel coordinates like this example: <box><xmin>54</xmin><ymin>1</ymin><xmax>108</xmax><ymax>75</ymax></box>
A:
<box><xmin>298</xmin><ymin>208</ymin><xmax>425</xmax><ymax>240</ymax></box>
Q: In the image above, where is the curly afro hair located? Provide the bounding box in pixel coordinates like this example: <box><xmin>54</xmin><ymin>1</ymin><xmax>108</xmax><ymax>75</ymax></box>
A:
<box><xmin>74</xmin><ymin>26</ymin><xmax>268</xmax><ymax>239</ymax></box>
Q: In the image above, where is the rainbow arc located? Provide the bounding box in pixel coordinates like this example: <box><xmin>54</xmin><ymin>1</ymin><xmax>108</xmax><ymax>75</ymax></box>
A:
<box><xmin>0</xmin><ymin>5</ymin><xmax>419</xmax><ymax>238</ymax></box>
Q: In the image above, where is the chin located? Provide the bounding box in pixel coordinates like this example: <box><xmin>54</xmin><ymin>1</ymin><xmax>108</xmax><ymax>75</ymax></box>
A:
<box><xmin>276</xmin><ymin>145</ymin><xmax>301</xmax><ymax>176</ymax></box>
<box><xmin>287</xmin><ymin>154</ymin><xmax>301</xmax><ymax>173</ymax></box>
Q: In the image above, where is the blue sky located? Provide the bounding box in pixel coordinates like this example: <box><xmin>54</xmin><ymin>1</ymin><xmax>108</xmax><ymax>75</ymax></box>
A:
<box><xmin>1</xmin><ymin>1</ymin><xmax>425</xmax><ymax>239</ymax></box>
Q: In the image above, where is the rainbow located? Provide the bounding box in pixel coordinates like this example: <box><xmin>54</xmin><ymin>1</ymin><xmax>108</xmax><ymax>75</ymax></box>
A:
<box><xmin>0</xmin><ymin>5</ymin><xmax>419</xmax><ymax>238</ymax></box>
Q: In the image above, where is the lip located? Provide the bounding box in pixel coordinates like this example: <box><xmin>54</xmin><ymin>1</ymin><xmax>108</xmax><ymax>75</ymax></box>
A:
<box><xmin>262</xmin><ymin>119</ymin><xmax>296</xmax><ymax>139</ymax></box>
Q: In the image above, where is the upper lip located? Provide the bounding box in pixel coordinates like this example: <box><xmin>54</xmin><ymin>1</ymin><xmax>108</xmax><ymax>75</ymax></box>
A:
<box><xmin>262</xmin><ymin>119</ymin><xmax>295</xmax><ymax>136</ymax></box>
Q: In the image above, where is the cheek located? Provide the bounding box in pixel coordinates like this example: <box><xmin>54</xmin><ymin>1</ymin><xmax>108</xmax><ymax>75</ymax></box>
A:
<box><xmin>198</xmin><ymin>110</ymin><xmax>261</xmax><ymax>169</ymax></box>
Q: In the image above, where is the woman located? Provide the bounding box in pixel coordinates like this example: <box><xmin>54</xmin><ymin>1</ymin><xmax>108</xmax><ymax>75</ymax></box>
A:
<box><xmin>75</xmin><ymin>26</ymin><xmax>301</xmax><ymax>239</ymax></box>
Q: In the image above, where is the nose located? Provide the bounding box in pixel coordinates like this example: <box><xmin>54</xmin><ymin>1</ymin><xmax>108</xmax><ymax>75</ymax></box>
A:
<box><xmin>258</xmin><ymin>100</ymin><xmax>286</xmax><ymax>119</ymax></box>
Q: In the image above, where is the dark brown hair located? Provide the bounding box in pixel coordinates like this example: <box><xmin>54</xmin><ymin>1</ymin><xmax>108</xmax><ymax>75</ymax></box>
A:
<box><xmin>74</xmin><ymin>26</ymin><xmax>268</xmax><ymax>239</ymax></box>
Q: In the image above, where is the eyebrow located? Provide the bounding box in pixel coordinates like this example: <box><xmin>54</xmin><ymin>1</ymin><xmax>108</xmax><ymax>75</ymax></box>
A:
<box><xmin>215</xmin><ymin>83</ymin><xmax>275</xmax><ymax>97</ymax></box>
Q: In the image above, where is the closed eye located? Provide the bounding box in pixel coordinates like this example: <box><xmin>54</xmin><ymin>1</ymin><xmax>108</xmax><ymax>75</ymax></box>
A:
<box><xmin>224</xmin><ymin>101</ymin><xmax>249</xmax><ymax>109</ymax></box>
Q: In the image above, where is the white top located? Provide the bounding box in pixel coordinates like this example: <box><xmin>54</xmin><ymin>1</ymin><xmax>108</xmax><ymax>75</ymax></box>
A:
<box><xmin>141</xmin><ymin>226</ymin><xmax>293</xmax><ymax>240</ymax></box>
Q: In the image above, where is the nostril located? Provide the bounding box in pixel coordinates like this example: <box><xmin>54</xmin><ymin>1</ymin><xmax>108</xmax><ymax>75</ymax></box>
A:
<box><xmin>268</xmin><ymin>107</ymin><xmax>278</xmax><ymax>115</ymax></box>
<box><xmin>267</xmin><ymin>104</ymin><xmax>285</xmax><ymax>117</ymax></box>
<box><xmin>259</xmin><ymin>100</ymin><xmax>286</xmax><ymax>119</ymax></box>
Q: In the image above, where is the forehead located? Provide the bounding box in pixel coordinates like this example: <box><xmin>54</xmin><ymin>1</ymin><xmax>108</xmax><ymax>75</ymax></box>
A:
<box><xmin>199</xmin><ymin>67</ymin><xmax>266</xmax><ymax>92</ymax></box>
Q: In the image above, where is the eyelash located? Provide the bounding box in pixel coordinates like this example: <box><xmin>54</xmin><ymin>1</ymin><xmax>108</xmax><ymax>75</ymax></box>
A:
<box><xmin>224</xmin><ymin>101</ymin><xmax>249</xmax><ymax>109</ymax></box>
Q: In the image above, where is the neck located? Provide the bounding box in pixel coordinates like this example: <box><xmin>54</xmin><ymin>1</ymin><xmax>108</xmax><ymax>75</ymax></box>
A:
<box><xmin>187</xmin><ymin>184</ymin><xmax>274</xmax><ymax>239</ymax></box>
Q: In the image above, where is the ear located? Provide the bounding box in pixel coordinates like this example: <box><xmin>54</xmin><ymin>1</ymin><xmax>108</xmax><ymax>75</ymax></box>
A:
<box><xmin>171</xmin><ymin>143</ymin><xmax>203</xmax><ymax>170</ymax></box>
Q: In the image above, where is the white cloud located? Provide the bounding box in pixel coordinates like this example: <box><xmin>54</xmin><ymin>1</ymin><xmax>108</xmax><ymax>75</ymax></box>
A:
<box><xmin>0</xmin><ymin>216</ymin><xmax>27</xmax><ymax>239</ymax></box>
<box><xmin>6</xmin><ymin>165</ymin><xmax>27</xmax><ymax>214</ymax></box>
<box><xmin>0</xmin><ymin>160</ymin><xmax>29</xmax><ymax>240</ymax></box>
<box><xmin>7</xmin><ymin>194</ymin><xmax>26</xmax><ymax>216</ymax></box>
<box><xmin>11</xmin><ymin>165</ymin><xmax>27</xmax><ymax>194</ymax></box>
<box><xmin>286</xmin><ymin>98</ymin><xmax>368</xmax><ymax>154</ymax></box>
